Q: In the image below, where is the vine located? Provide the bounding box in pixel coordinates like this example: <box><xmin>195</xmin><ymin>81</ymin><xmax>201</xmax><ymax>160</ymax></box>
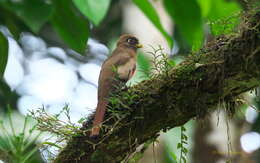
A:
<box><xmin>177</xmin><ymin>126</ymin><xmax>188</xmax><ymax>163</ymax></box>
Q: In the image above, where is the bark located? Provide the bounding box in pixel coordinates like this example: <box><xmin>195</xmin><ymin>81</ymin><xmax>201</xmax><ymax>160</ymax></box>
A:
<box><xmin>54</xmin><ymin>11</ymin><xmax>260</xmax><ymax>163</ymax></box>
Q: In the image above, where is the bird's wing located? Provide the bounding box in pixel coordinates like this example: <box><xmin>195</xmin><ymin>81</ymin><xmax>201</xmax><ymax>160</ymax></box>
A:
<box><xmin>97</xmin><ymin>64</ymin><xmax>115</xmax><ymax>100</ymax></box>
<box><xmin>97</xmin><ymin>52</ymin><xmax>135</xmax><ymax>99</ymax></box>
<box><xmin>110</xmin><ymin>51</ymin><xmax>136</xmax><ymax>80</ymax></box>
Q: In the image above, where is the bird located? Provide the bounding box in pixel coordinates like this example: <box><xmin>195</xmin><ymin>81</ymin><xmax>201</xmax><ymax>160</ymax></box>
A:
<box><xmin>90</xmin><ymin>34</ymin><xmax>143</xmax><ymax>138</ymax></box>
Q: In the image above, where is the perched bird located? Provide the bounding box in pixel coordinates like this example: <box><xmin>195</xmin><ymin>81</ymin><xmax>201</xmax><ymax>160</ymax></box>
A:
<box><xmin>90</xmin><ymin>34</ymin><xmax>142</xmax><ymax>138</ymax></box>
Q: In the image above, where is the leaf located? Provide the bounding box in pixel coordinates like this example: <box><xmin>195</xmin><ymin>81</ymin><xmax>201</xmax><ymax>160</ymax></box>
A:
<box><xmin>177</xmin><ymin>143</ymin><xmax>182</xmax><ymax>149</ymax></box>
<box><xmin>207</xmin><ymin>0</ymin><xmax>241</xmax><ymax>36</ymax></box>
<box><xmin>1</xmin><ymin>0</ymin><xmax>53</xmax><ymax>33</ymax></box>
<box><xmin>181</xmin><ymin>135</ymin><xmax>187</xmax><ymax>141</ymax></box>
<box><xmin>129</xmin><ymin>152</ymin><xmax>144</xmax><ymax>162</ymax></box>
<box><xmin>0</xmin><ymin>5</ymin><xmax>28</xmax><ymax>39</ymax></box>
<box><xmin>207</xmin><ymin>0</ymin><xmax>241</xmax><ymax>20</ymax></box>
<box><xmin>167</xmin><ymin>59</ymin><xmax>176</xmax><ymax>67</ymax></box>
<box><xmin>181</xmin><ymin>156</ymin><xmax>187</xmax><ymax>163</ymax></box>
<box><xmin>0</xmin><ymin>31</ymin><xmax>8</xmax><ymax>78</ymax></box>
<box><xmin>133</xmin><ymin>0</ymin><xmax>173</xmax><ymax>48</ymax></box>
<box><xmin>169</xmin><ymin>151</ymin><xmax>178</xmax><ymax>162</ymax></box>
<box><xmin>51</xmin><ymin>0</ymin><xmax>89</xmax><ymax>54</ymax></box>
<box><xmin>182</xmin><ymin>141</ymin><xmax>188</xmax><ymax>144</ymax></box>
<box><xmin>182</xmin><ymin>147</ymin><xmax>188</xmax><ymax>154</ymax></box>
<box><xmin>77</xmin><ymin>117</ymin><xmax>86</xmax><ymax>123</ymax></box>
<box><xmin>42</xmin><ymin>141</ymin><xmax>62</xmax><ymax>149</ymax></box>
<box><xmin>197</xmin><ymin>0</ymin><xmax>212</xmax><ymax>18</ymax></box>
<box><xmin>163</xmin><ymin>0</ymin><xmax>203</xmax><ymax>50</ymax></box>
<box><xmin>73</xmin><ymin>0</ymin><xmax>111</xmax><ymax>26</ymax></box>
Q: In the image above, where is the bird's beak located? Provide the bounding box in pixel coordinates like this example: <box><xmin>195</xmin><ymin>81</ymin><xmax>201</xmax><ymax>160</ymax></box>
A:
<box><xmin>136</xmin><ymin>43</ymin><xmax>143</xmax><ymax>48</ymax></box>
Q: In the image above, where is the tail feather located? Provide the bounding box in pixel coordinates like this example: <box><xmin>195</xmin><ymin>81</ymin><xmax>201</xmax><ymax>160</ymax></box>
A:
<box><xmin>90</xmin><ymin>100</ymin><xmax>108</xmax><ymax>137</ymax></box>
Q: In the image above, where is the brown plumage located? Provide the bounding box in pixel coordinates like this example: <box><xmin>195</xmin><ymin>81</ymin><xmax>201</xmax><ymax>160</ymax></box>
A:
<box><xmin>90</xmin><ymin>34</ymin><xmax>142</xmax><ymax>138</ymax></box>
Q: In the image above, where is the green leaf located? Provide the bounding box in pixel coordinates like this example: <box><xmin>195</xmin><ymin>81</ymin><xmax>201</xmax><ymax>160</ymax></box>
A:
<box><xmin>169</xmin><ymin>150</ymin><xmax>178</xmax><ymax>162</ymax></box>
<box><xmin>181</xmin><ymin>156</ymin><xmax>187</xmax><ymax>163</ymax></box>
<box><xmin>133</xmin><ymin>0</ymin><xmax>173</xmax><ymax>48</ymax></box>
<box><xmin>177</xmin><ymin>143</ymin><xmax>182</xmax><ymax>149</ymax></box>
<box><xmin>207</xmin><ymin>0</ymin><xmax>240</xmax><ymax>20</ymax></box>
<box><xmin>42</xmin><ymin>141</ymin><xmax>62</xmax><ymax>149</ymax></box>
<box><xmin>167</xmin><ymin>59</ymin><xmax>176</xmax><ymax>67</ymax></box>
<box><xmin>197</xmin><ymin>0</ymin><xmax>212</xmax><ymax>18</ymax></box>
<box><xmin>182</xmin><ymin>141</ymin><xmax>188</xmax><ymax>144</ymax></box>
<box><xmin>51</xmin><ymin>0</ymin><xmax>89</xmax><ymax>54</ymax></box>
<box><xmin>0</xmin><ymin>5</ymin><xmax>28</xmax><ymax>39</ymax></box>
<box><xmin>1</xmin><ymin>0</ymin><xmax>53</xmax><ymax>33</ymax></box>
<box><xmin>163</xmin><ymin>0</ymin><xmax>203</xmax><ymax>50</ymax></box>
<box><xmin>0</xmin><ymin>31</ymin><xmax>8</xmax><ymax>78</ymax></box>
<box><xmin>182</xmin><ymin>147</ymin><xmax>188</xmax><ymax>154</ymax></box>
<box><xmin>207</xmin><ymin>0</ymin><xmax>241</xmax><ymax>35</ymax></box>
<box><xmin>73</xmin><ymin>0</ymin><xmax>111</xmax><ymax>26</ymax></box>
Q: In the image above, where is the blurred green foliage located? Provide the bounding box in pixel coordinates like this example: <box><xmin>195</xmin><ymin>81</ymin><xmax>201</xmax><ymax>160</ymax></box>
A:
<box><xmin>51</xmin><ymin>0</ymin><xmax>89</xmax><ymax>54</ymax></box>
<box><xmin>73</xmin><ymin>0</ymin><xmax>111</xmax><ymax>26</ymax></box>
<box><xmin>0</xmin><ymin>80</ymin><xmax>18</xmax><ymax>111</ymax></box>
<box><xmin>164</xmin><ymin>0</ymin><xmax>203</xmax><ymax>50</ymax></box>
<box><xmin>0</xmin><ymin>31</ymin><xmax>8</xmax><ymax>78</ymax></box>
<box><xmin>203</xmin><ymin>0</ymin><xmax>241</xmax><ymax>35</ymax></box>
<box><xmin>0</xmin><ymin>0</ymin><xmax>93</xmax><ymax>54</ymax></box>
<box><xmin>0</xmin><ymin>110</ymin><xmax>43</xmax><ymax>163</ymax></box>
<box><xmin>0</xmin><ymin>0</ymin><xmax>53</xmax><ymax>33</ymax></box>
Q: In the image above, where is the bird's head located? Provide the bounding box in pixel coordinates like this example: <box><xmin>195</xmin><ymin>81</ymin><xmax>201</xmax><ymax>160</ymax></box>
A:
<box><xmin>117</xmin><ymin>34</ymin><xmax>143</xmax><ymax>50</ymax></box>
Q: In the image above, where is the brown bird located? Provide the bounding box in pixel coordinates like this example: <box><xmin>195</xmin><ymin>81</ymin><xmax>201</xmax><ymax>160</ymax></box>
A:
<box><xmin>90</xmin><ymin>34</ymin><xmax>142</xmax><ymax>138</ymax></box>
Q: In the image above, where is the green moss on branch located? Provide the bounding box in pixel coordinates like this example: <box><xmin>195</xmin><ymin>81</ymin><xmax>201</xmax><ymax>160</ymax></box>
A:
<box><xmin>54</xmin><ymin>11</ymin><xmax>260</xmax><ymax>163</ymax></box>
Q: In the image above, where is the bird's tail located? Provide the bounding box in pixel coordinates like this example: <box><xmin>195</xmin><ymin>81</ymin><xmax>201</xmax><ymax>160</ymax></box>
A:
<box><xmin>90</xmin><ymin>100</ymin><xmax>108</xmax><ymax>138</ymax></box>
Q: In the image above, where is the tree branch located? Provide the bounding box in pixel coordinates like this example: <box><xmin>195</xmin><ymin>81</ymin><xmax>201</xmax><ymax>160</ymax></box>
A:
<box><xmin>54</xmin><ymin>11</ymin><xmax>260</xmax><ymax>163</ymax></box>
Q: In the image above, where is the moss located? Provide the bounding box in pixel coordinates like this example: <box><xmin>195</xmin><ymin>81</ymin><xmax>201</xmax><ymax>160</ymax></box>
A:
<box><xmin>52</xmin><ymin>11</ymin><xmax>260</xmax><ymax>163</ymax></box>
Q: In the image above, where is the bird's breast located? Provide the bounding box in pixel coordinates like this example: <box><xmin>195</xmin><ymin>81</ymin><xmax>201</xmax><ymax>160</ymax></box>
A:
<box><xmin>117</xmin><ymin>58</ymin><xmax>136</xmax><ymax>80</ymax></box>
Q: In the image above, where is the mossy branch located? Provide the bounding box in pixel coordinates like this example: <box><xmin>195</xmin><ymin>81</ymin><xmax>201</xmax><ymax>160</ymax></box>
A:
<box><xmin>54</xmin><ymin>11</ymin><xmax>260</xmax><ymax>163</ymax></box>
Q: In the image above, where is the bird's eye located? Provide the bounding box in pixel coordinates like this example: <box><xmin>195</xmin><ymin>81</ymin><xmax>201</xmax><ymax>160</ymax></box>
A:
<box><xmin>127</xmin><ymin>38</ymin><xmax>132</xmax><ymax>43</ymax></box>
